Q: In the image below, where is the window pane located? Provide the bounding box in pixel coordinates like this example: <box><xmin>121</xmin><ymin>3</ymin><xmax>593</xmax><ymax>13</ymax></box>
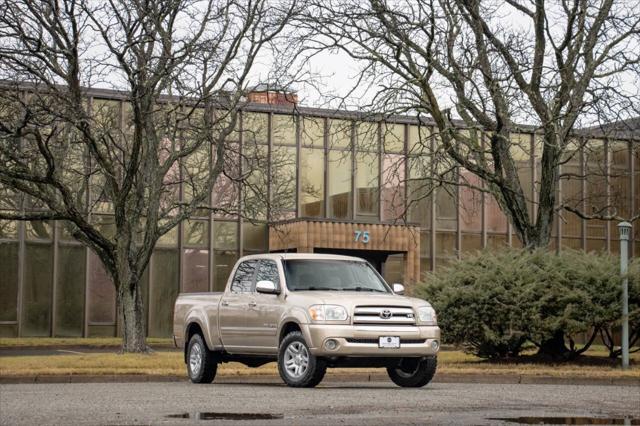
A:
<box><xmin>0</xmin><ymin>241</ymin><xmax>19</xmax><ymax>321</ymax></box>
<box><xmin>383</xmin><ymin>123</ymin><xmax>405</xmax><ymax>153</ymax></box>
<box><xmin>459</xmin><ymin>170</ymin><xmax>482</xmax><ymax>232</ymax></box>
<box><xmin>215</xmin><ymin>221</ymin><xmax>237</xmax><ymax>250</ymax></box>
<box><xmin>157</xmin><ymin>223</ymin><xmax>178</xmax><ymax>246</ymax></box>
<box><xmin>256</xmin><ymin>260</ymin><xmax>280</xmax><ymax>287</ymax></box>
<box><xmin>435</xmin><ymin>232</ymin><xmax>457</xmax><ymax>270</ymax></box>
<box><xmin>300</xmin><ymin>148</ymin><xmax>324</xmax><ymax>217</ymax></box>
<box><xmin>560</xmin><ymin>147</ymin><xmax>583</xmax><ymax>238</ymax></box>
<box><xmin>91</xmin><ymin>215</ymin><xmax>115</xmax><ymax>240</ymax></box>
<box><xmin>26</xmin><ymin>221</ymin><xmax>52</xmax><ymax>240</ymax></box>
<box><xmin>214</xmin><ymin>221</ymin><xmax>237</xmax><ymax>291</ymax></box>
<box><xmin>328</xmin><ymin>119</ymin><xmax>351</xmax><ymax>149</ymax></box>
<box><xmin>461</xmin><ymin>233</ymin><xmax>482</xmax><ymax>255</ymax></box>
<box><xmin>22</xmin><ymin>243</ymin><xmax>53</xmax><ymax>336</ymax></box>
<box><xmin>182</xmin><ymin>145</ymin><xmax>211</xmax><ymax>204</ymax></box>
<box><xmin>273</xmin><ymin>114</ymin><xmax>296</xmax><ymax>145</ymax></box>
<box><xmin>212</xmin><ymin>142</ymin><xmax>239</xmax><ymax>217</ymax></box>
<box><xmin>88</xmin><ymin>252</ymin><xmax>116</xmax><ymax>324</ymax></box>
<box><xmin>509</xmin><ymin>133</ymin><xmax>534</xmax><ymax>218</ymax></box>
<box><xmin>230</xmin><ymin>260</ymin><xmax>257</xmax><ymax>293</ymax></box>
<box><xmin>184</xmin><ymin>219</ymin><xmax>209</xmax><ymax>247</ymax></box>
<box><xmin>561</xmin><ymin>237</ymin><xmax>582</xmax><ymax>250</ymax></box>
<box><xmin>328</xmin><ymin>151</ymin><xmax>352</xmax><ymax>219</ymax></box>
<box><xmin>243</xmin><ymin>222</ymin><xmax>267</xmax><ymax>253</ymax></box>
<box><xmin>610</xmin><ymin>141</ymin><xmax>630</xmax><ymax>219</ymax></box>
<box><xmin>0</xmin><ymin>220</ymin><xmax>18</xmax><ymax>239</ymax></box>
<box><xmin>183</xmin><ymin>249</ymin><xmax>209</xmax><ymax>293</ymax></box>
<box><xmin>0</xmin><ymin>185</ymin><xmax>19</xmax><ymax>211</ymax></box>
<box><xmin>242</xmin><ymin>143</ymin><xmax>268</xmax><ymax>220</ymax></box>
<box><xmin>409</xmin><ymin>125</ymin><xmax>430</xmax><ymax>154</ymax></box>
<box><xmin>301</xmin><ymin>117</ymin><xmax>324</xmax><ymax>148</ymax></box>
<box><xmin>356</xmin><ymin>151</ymin><xmax>379</xmax><ymax>219</ymax></box>
<box><xmin>356</xmin><ymin>122</ymin><xmax>377</xmax><ymax>151</ymax></box>
<box><xmin>382</xmin><ymin>154</ymin><xmax>405</xmax><ymax>221</ymax></box>
<box><xmin>55</xmin><ymin>244</ymin><xmax>85</xmax><ymax>336</ymax></box>
<box><xmin>243</xmin><ymin>113</ymin><xmax>269</xmax><ymax>144</ymax></box>
<box><xmin>407</xmin><ymin>156</ymin><xmax>432</xmax><ymax>227</ymax></box>
<box><xmin>383</xmin><ymin>253</ymin><xmax>404</xmax><ymax>284</ymax></box>
<box><xmin>487</xmin><ymin>233</ymin><xmax>508</xmax><ymax>249</ymax></box>
<box><xmin>149</xmin><ymin>248</ymin><xmax>179</xmax><ymax>337</ymax></box>
<box><xmin>271</xmin><ymin>145</ymin><xmax>297</xmax><ymax>215</ymax></box>
<box><xmin>486</xmin><ymin>193</ymin><xmax>508</xmax><ymax>233</ymax></box>
<box><xmin>585</xmin><ymin>140</ymin><xmax>607</xmax><ymax>238</ymax></box>
<box><xmin>435</xmin><ymin>185</ymin><xmax>457</xmax><ymax>230</ymax></box>
<box><xmin>214</xmin><ymin>251</ymin><xmax>237</xmax><ymax>292</ymax></box>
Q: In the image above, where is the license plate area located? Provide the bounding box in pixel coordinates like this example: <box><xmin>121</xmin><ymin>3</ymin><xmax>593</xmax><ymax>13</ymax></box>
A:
<box><xmin>378</xmin><ymin>336</ymin><xmax>400</xmax><ymax>348</ymax></box>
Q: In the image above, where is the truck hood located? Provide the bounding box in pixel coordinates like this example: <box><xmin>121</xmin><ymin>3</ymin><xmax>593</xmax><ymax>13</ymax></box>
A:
<box><xmin>286</xmin><ymin>291</ymin><xmax>431</xmax><ymax>312</ymax></box>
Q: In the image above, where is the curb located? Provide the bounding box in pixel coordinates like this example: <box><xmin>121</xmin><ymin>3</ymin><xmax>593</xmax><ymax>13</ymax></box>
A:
<box><xmin>1</xmin><ymin>373</ymin><xmax>638</xmax><ymax>386</ymax></box>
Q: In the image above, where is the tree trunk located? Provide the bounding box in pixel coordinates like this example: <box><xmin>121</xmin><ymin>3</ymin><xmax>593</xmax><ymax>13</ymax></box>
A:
<box><xmin>118</xmin><ymin>279</ymin><xmax>148</xmax><ymax>353</ymax></box>
<box><xmin>537</xmin><ymin>330</ymin><xmax>569</xmax><ymax>360</ymax></box>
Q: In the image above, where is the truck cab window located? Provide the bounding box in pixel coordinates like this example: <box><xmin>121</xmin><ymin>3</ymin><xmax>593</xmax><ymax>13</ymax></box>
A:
<box><xmin>230</xmin><ymin>260</ymin><xmax>257</xmax><ymax>293</ymax></box>
<box><xmin>255</xmin><ymin>260</ymin><xmax>280</xmax><ymax>289</ymax></box>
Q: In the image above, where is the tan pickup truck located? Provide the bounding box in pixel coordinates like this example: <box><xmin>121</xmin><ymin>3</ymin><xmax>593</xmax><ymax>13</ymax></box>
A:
<box><xmin>173</xmin><ymin>253</ymin><xmax>440</xmax><ymax>388</ymax></box>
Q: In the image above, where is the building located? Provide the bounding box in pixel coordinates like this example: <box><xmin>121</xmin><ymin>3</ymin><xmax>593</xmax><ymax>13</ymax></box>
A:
<box><xmin>0</xmin><ymin>87</ymin><xmax>638</xmax><ymax>338</ymax></box>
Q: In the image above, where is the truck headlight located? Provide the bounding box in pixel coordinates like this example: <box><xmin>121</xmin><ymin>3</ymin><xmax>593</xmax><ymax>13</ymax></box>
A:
<box><xmin>417</xmin><ymin>306</ymin><xmax>437</xmax><ymax>325</ymax></box>
<box><xmin>308</xmin><ymin>305</ymin><xmax>348</xmax><ymax>321</ymax></box>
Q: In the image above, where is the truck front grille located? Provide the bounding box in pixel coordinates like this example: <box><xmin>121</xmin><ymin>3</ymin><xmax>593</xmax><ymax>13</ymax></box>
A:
<box><xmin>352</xmin><ymin>306</ymin><xmax>416</xmax><ymax>326</ymax></box>
<box><xmin>345</xmin><ymin>338</ymin><xmax>426</xmax><ymax>345</ymax></box>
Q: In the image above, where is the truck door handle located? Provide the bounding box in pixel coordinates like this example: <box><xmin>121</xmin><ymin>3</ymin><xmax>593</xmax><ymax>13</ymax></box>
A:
<box><xmin>221</xmin><ymin>301</ymin><xmax>229</xmax><ymax>306</ymax></box>
<box><xmin>248</xmin><ymin>301</ymin><xmax>257</xmax><ymax>307</ymax></box>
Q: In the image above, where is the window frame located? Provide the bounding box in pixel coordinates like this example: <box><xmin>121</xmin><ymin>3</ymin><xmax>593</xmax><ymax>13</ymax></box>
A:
<box><xmin>254</xmin><ymin>259</ymin><xmax>281</xmax><ymax>292</ymax></box>
<box><xmin>229</xmin><ymin>259</ymin><xmax>258</xmax><ymax>294</ymax></box>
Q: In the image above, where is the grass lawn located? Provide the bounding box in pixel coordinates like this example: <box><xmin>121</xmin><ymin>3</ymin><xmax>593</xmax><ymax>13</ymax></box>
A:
<box><xmin>0</xmin><ymin>345</ymin><xmax>638</xmax><ymax>379</ymax></box>
<box><xmin>0</xmin><ymin>337</ymin><xmax>173</xmax><ymax>348</ymax></box>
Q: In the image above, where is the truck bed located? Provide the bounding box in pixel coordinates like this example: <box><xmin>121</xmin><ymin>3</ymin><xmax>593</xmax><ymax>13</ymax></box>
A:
<box><xmin>173</xmin><ymin>292</ymin><xmax>224</xmax><ymax>349</ymax></box>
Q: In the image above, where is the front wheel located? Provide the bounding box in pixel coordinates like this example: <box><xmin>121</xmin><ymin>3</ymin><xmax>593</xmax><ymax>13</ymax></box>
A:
<box><xmin>187</xmin><ymin>334</ymin><xmax>217</xmax><ymax>384</ymax></box>
<box><xmin>387</xmin><ymin>357</ymin><xmax>437</xmax><ymax>387</ymax></box>
<box><xmin>278</xmin><ymin>331</ymin><xmax>326</xmax><ymax>387</ymax></box>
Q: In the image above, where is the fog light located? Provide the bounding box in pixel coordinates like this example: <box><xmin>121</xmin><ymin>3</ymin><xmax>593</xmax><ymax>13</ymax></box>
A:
<box><xmin>431</xmin><ymin>340</ymin><xmax>439</xmax><ymax>351</ymax></box>
<box><xmin>324</xmin><ymin>339</ymin><xmax>338</xmax><ymax>350</ymax></box>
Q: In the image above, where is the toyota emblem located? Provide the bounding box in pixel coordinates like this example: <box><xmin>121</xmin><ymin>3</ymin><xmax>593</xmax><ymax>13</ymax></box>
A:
<box><xmin>380</xmin><ymin>310</ymin><xmax>392</xmax><ymax>319</ymax></box>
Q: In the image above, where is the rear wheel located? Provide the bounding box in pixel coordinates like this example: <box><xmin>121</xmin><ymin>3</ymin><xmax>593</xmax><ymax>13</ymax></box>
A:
<box><xmin>387</xmin><ymin>357</ymin><xmax>437</xmax><ymax>388</ymax></box>
<box><xmin>278</xmin><ymin>331</ymin><xmax>326</xmax><ymax>388</ymax></box>
<box><xmin>187</xmin><ymin>334</ymin><xmax>217</xmax><ymax>384</ymax></box>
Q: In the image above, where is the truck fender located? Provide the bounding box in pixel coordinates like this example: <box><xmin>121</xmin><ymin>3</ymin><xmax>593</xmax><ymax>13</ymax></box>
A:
<box><xmin>277</xmin><ymin>307</ymin><xmax>313</xmax><ymax>347</ymax></box>
<box><xmin>183</xmin><ymin>308</ymin><xmax>214</xmax><ymax>351</ymax></box>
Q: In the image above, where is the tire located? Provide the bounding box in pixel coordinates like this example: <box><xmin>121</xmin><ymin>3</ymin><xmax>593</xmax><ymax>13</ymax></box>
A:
<box><xmin>278</xmin><ymin>331</ymin><xmax>326</xmax><ymax>388</ymax></box>
<box><xmin>387</xmin><ymin>356</ymin><xmax>437</xmax><ymax>388</ymax></box>
<box><xmin>187</xmin><ymin>333</ymin><xmax>217</xmax><ymax>384</ymax></box>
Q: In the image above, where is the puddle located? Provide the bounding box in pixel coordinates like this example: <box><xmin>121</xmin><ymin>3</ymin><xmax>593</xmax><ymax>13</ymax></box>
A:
<box><xmin>491</xmin><ymin>417</ymin><xmax>640</xmax><ymax>425</ymax></box>
<box><xmin>166</xmin><ymin>412</ymin><xmax>283</xmax><ymax>421</ymax></box>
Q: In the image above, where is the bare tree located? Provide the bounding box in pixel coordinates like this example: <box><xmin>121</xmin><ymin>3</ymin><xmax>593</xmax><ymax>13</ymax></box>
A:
<box><xmin>295</xmin><ymin>0</ymin><xmax>640</xmax><ymax>248</ymax></box>
<box><xmin>0</xmin><ymin>0</ymin><xmax>296</xmax><ymax>352</ymax></box>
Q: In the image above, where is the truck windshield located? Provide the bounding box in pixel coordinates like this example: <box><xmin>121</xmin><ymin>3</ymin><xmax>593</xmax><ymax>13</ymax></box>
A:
<box><xmin>282</xmin><ymin>260</ymin><xmax>391</xmax><ymax>293</ymax></box>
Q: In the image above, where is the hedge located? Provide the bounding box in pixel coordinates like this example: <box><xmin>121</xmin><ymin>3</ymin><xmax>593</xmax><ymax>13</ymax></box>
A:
<box><xmin>415</xmin><ymin>249</ymin><xmax>639</xmax><ymax>360</ymax></box>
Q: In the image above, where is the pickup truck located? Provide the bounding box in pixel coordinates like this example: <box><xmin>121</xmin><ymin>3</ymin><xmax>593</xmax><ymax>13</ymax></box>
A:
<box><xmin>173</xmin><ymin>253</ymin><xmax>440</xmax><ymax>388</ymax></box>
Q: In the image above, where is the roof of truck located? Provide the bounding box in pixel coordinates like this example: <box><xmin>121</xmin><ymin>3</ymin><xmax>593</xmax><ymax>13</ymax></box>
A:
<box><xmin>239</xmin><ymin>253</ymin><xmax>367</xmax><ymax>262</ymax></box>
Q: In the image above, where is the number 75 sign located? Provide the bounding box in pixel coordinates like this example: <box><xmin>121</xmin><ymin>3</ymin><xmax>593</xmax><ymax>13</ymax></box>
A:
<box><xmin>354</xmin><ymin>230</ymin><xmax>370</xmax><ymax>244</ymax></box>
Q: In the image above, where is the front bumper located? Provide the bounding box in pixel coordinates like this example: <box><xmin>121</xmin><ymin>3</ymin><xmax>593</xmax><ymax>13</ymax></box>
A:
<box><xmin>305</xmin><ymin>324</ymin><xmax>441</xmax><ymax>357</ymax></box>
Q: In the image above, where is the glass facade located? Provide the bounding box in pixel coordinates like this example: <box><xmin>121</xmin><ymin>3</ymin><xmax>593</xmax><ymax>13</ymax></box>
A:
<box><xmin>0</xmin><ymin>93</ymin><xmax>636</xmax><ymax>337</ymax></box>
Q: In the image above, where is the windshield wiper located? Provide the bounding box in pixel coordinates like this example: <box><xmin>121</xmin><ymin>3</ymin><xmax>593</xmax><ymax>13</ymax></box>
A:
<box><xmin>345</xmin><ymin>286</ymin><xmax>386</xmax><ymax>292</ymax></box>
<box><xmin>295</xmin><ymin>286</ymin><xmax>342</xmax><ymax>291</ymax></box>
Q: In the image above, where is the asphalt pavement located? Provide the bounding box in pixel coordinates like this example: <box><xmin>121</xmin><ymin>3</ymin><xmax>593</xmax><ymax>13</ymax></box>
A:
<box><xmin>1</xmin><ymin>380</ymin><xmax>638</xmax><ymax>425</ymax></box>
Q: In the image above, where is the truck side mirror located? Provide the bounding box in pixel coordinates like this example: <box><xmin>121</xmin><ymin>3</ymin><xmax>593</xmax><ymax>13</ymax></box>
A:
<box><xmin>392</xmin><ymin>283</ymin><xmax>405</xmax><ymax>295</ymax></box>
<box><xmin>256</xmin><ymin>280</ymin><xmax>279</xmax><ymax>294</ymax></box>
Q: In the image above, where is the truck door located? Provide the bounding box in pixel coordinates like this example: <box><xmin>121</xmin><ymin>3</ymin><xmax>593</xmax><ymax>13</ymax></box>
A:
<box><xmin>243</xmin><ymin>259</ymin><xmax>285</xmax><ymax>353</ymax></box>
<box><xmin>218</xmin><ymin>259</ymin><xmax>257</xmax><ymax>351</ymax></box>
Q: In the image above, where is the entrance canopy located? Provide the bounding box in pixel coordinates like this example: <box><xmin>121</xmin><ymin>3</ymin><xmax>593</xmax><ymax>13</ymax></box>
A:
<box><xmin>269</xmin><ymin>220</ymin><xmax>420</xmax><ymax>287</ymax></box>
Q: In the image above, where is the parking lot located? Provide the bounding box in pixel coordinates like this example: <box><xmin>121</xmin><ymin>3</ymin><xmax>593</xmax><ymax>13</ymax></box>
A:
<box><xmin>1</xmin><ymin>380</ymin><xmax>638</xmax><ymax>425</ymax></box>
